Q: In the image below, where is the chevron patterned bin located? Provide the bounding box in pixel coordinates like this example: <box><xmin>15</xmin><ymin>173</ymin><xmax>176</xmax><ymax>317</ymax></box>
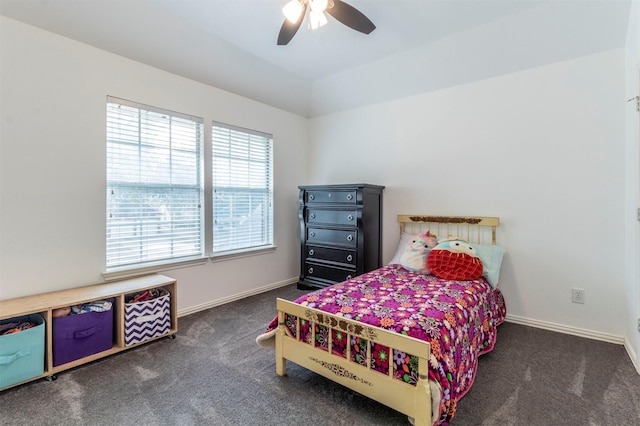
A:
<box><xmin>124</xmin><ymin>289</ymin><xmax>171</xmax><ymax>347</ymax></box>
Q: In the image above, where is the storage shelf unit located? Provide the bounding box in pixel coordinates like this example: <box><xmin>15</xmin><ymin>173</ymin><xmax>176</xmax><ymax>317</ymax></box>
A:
<box><xmin>0</xmin><ymin>274</ymin><xmax>177</xmax><ymax>391</ymax></box>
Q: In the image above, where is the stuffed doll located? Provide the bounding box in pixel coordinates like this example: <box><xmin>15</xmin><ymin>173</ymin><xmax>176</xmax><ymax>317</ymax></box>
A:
<box><xmin>427</xmin><ymin>237</ymin><xmax>484</xmax><ymax>280</ymax></box>
<box><xmin>399</xmin><ymin>231</ymin><xmax>438</xmax><ymax>274</ymax></box>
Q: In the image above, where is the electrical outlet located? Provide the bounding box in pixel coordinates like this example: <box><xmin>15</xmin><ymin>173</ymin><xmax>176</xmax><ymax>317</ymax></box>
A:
<box><xmin>637</xmin><ymin>318</ymin><xmax>640</xmax><ymax>333</ymax></box>
<box><xmin>571</xmin><ymin>288</ymin><xmax>585</xmax><ymax>304</ymax></box>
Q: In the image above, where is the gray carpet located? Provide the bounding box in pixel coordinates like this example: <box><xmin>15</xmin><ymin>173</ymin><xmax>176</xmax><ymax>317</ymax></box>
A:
<box><xmin>1</xmin><ymin>284</ymin><xmax>639</xmax><ymax>426</ymax></box>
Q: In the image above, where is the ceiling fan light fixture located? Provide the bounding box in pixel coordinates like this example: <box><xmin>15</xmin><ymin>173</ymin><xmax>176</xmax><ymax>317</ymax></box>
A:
<box><xmin>308</xmin><ymin>0</ymin><xmax>328</xmax><ymax>13</ymax></box>
<box><xmin>277</xmin><ymin>0</ymin><xmax>375</xmax><ymax>45</ymax></box>
<box><xmin>283</xmin><ymin>0</ymin><xmax>304</xmax><ymax>24</ymax></box>
<box><xmin>308</xmin><ymin>10</ymin><xmax>328</xmax><ymax>30</ymax></box>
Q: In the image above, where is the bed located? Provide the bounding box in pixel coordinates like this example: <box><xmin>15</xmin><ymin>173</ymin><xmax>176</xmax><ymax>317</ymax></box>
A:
<box><xmin>257</xmin><ymin>215</ymin><xmax>507</xmax><ymax>425</ymax></box>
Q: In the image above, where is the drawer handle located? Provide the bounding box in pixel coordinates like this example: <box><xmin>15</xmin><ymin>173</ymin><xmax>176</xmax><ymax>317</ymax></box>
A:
<box><xmin>309</xmin><ymin>213</ymin><xmax>315</xmax><ymax>219</ymax></box>
<box><xmin>346</xmin><ymin>234</ymin><xmax>353</xmax><ymax>241</ymax></box>
<box><xmin>309</xmin><ymin>194</ymin><xmax>315</xmax><ymax>200</ymax></box>
<box><xmin>74</xmin><ymin>326</ymin><xmax>97</xmax><ymax>339</ymax></box>
<box><xmin>308</xmin><ymin>267</ymin><xmax>314</xmax><ymax>274</ymax></box>
<box><xmin>134</xmin><ymin>312</ymin><xmax>162</xmax><ymax>324</ymax></box>
<box><xmin>346</xmin><ymin>194</ymin><xmax>353</xmax><ymax>200</ymax></box>
<box><xmin>347</xmin><ymin>214</ymin><xmax>353</xmax><ymax>221</ymax></box>
<box><xmin>310</xmin><ymin>232</ymin><xmax>316</xmax><ymax>237</ymax></box>
<box><xmin>346</xmin><ymin>275</ymin><xmax>352</xmax><ymax>280</ymax></box>
<box><xmin>0</xmin><ymin>349</ymin><xmax>31</xmax><ymax>365</ymax></box>
<box><xmin>309</xmin><ymin>249</ymin><xmax>315</xmax><ymax>256</ymax></box>
<box><xmin>346</xmin><ymin>254</ymin><xmax>353</xmax><ymax>262</ymax></box>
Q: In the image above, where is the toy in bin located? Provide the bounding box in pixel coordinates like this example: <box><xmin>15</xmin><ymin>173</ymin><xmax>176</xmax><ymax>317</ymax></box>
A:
<box><xmin>126</xmin><ymin>288</ymin><xmax>165</xmax><ymax>304</ymax></box>
<box><xmin>124</xmin><ymin>288</ymin><xmax>171</xmax><ymax>346</ymax></box>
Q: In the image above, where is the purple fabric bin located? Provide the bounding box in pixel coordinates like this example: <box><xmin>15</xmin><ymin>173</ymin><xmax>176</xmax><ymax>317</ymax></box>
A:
<box><xmin>52</xmin><ymin>303</ymin><xmax>114</xmax><ymax>367</ymax></box>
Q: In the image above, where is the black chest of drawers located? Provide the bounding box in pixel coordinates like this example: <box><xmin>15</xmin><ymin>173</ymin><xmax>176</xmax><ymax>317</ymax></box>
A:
<box><xmin>298</xmin><ymin>184</ymin><xmax>384</xmax><ymax>290</ymax></box>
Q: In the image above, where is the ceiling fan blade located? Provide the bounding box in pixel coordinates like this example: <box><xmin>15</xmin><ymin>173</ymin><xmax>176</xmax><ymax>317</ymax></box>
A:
<box><xmin>326</xmin><ymin>0</ymin><xmax>375</xmax><ymax>34</ymax></box>
<box><xmin>277</xmin><ymin>4</ymin><xmax>307</xmax><ymax>45</ymax></box>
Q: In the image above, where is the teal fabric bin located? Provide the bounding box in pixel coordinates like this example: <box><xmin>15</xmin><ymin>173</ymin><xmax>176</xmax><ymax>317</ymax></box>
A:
<box><xmin>0</xmin><ymin>314</ymin><xmax>45</xmax><ymax>389</ymax></box>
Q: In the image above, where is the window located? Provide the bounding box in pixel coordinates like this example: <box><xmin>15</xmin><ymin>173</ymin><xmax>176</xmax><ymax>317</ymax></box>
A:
<box><xmin>106</xmin><ymin>97</ymin><xmax>204</xmax><ymax>269</ymax></box>
<box><xmin>212</xmin><ymin>122</ymin><xmax>273</xmax><ymax>255</ymax></box>
<box><xmin>106</xmin><ymin>98</ymin><xmax>275</xmax><ymax>274</ymax></box>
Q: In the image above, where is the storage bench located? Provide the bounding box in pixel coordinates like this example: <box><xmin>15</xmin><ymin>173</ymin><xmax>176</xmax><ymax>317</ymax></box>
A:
<box><xmin>0</xmin><ymin>274</ymin><xmax>177</xmax><ymax>391</ymax></box>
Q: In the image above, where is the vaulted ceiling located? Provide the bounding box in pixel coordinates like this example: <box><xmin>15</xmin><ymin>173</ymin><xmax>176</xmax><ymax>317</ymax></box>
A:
<box><xmin>0</xmin><ymin>0</ymin><xmax>632</xmax><ymax>117</ymax></box>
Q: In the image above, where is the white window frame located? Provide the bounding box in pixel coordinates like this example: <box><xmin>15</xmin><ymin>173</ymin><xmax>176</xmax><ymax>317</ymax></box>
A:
<box><xmin>211</xmin><ymin>121</ymin><xmax>274</xmax><ymax>258</ymax></box>
<box><xmin>104</xmin><ymin>99</ymin><xmax>276</xmax><ymax>280</ymax></box>
<box><xmin>105</xmin><ymin>97</ymin><xmax>206</xmax><ymax>279</ymax></box>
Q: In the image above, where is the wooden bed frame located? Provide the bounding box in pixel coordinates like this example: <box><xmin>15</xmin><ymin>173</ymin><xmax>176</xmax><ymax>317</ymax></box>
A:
<box><xmin>274</xmin><ymin>215</ymin><xmax>500</xmax><ymax>426</ymax></box>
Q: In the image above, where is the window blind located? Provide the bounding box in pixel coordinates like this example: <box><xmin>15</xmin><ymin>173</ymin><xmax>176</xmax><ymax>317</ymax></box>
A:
<box><xmin>211</xmin><ymin>122</ymin><xmax>273</xmax><ymax>254</ymax></box>
<box><xmin>106</xmin><ymin>97</ymin><xmax>204</xmax><ymax>268</ymax></box>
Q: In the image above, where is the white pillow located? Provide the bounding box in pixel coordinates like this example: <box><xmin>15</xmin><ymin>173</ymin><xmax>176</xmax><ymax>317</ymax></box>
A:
<box><xmin>389</xmin><ymin>233</ymin><xmax>417</xmax><ymax>265</ymax></box>
<box><xmin>469</xmin><ymin>243</ymin><xmax>505</xmax><ymax>288</ymax></box>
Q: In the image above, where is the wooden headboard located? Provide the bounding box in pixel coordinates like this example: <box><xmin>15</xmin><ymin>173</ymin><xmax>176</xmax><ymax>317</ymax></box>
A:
<box><xmin>397</xmin><ymin>215</ymin><xmax>500</xmax><ymax>245</ymax></box>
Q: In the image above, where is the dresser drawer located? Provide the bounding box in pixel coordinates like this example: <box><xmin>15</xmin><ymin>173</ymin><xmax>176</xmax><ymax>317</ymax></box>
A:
<box><xmin>304</xmin><ymin>262</ymin><xmax>355</xmax><ymax>283</ymax></box>
<box><xmin>306</xmin><ymin>228</ymin><xmax>357</xmax><ymax>248</ymax></box>
<box><xmin>306</xmin><ymin>209</ymin><xmax>357</xmax><ymax>226</ymax></box>
<box><xmin>305</xmin><ymin>190</ymin><xmax>357</xmax><ymax>204</ymax></box>
<box><xmin>305</xmin><ymin>245</ymin><xmax>356</xmax><ymax>266</ymax></box>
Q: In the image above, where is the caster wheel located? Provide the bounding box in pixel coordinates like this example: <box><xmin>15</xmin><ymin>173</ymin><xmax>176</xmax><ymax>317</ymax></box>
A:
<box><xmin>45</xmin><ymin>374</ymin><xmax>57</xmax><ymax>382</ymax></box>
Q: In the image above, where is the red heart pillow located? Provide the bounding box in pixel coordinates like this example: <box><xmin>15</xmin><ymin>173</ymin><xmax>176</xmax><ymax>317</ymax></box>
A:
<box><xmin>427</xmin><ymin>239</ymin><xmax>483</xmax><ymax>280</ymax></box>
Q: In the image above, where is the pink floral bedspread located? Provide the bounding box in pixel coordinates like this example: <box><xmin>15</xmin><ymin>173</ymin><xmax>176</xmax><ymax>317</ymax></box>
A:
<box><xmin>262</xmin><ymin>264</ymin><xmax>506</xmax><ymax>425</ymax></box>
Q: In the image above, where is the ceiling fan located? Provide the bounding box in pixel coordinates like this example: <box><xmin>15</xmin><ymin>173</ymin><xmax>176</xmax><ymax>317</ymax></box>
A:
<box><xmin>277</xmin><ymin>0</ymin><xmax>376</xmax><ymax>45</ymax></box>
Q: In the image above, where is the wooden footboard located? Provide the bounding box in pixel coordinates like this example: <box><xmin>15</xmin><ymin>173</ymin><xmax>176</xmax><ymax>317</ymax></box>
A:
<box><xmin>275</xmin><ymin>298</ymin><xmax>432</xmax><ymax>426</ymax></box>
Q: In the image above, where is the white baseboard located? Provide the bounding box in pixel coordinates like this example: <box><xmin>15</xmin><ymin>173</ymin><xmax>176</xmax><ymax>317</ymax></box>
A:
<box><xmin>176</xmin><ymin>277</ymin><xmax>298</xmax><ymax>317</ymax></box>
<box><xmin>505</xmin><ymin>314</ymin><xmax>625</xmax><ymax>345</ymax></box>
<box><xmin>624</xmin><ymin>338</ymin><xmax>640</xmax><ymax>374</ymax></box>
<box><xmin>506</xmin><ymin>314</ymin><xmax>640</xmax><ymax>375</ymax></box>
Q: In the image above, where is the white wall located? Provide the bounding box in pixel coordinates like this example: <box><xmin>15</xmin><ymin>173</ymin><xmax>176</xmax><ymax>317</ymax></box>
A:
<box><xmin>624</xmin><ymin>0</ymin><xmax>640</xmax><ymax>370</ymax></box>
<box><xmin>309</xmin><ymin>49</ymin><xmax>627</xmax><ymax>338</ymax></box>
<box><xmin>0</xmin><ymin>17</ymin><xmax>308</xmax><ymax>311</ymax></box>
